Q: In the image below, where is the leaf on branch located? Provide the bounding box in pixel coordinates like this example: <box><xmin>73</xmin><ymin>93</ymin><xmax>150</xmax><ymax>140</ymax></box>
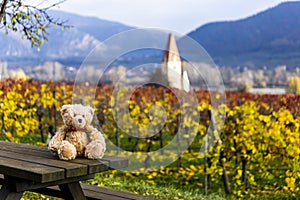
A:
<box><xmin>0</xmin><ymin>0</ymin><xmax>71</xmax><ymax>48</ymax></box>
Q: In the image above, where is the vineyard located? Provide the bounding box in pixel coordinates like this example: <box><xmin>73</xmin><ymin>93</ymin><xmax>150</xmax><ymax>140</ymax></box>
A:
<box><xmin>1</xmin><ymin>79</ymin><xmax>300</xmax><ymax>199</ymax></box>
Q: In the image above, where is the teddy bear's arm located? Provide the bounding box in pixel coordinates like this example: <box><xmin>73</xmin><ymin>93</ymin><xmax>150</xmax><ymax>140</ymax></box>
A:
<box><xmin>86</xmin><ymin>126</ymin><xmax>105</xmax><ymax>143</ymax></box>
<box><xmin>48</xmin><ymin>126</ymin><xmax>67</xmax><ymax>152</ymax></box>
<box><xmin>85</xmin><ymin>125</ymin><xmax>106</xmax><ymax>159</ymax></box>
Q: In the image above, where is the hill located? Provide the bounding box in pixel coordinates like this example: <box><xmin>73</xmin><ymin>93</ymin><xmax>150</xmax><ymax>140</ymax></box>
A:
<box><xmin>187</xmin><ymin>1</ymin><xmax>300</xmax><ymax>69</ymax></box>
<box><xmin>0</xmin><ymin>11</ymin><xmax>134</xmax><ymax>67</ymax></box>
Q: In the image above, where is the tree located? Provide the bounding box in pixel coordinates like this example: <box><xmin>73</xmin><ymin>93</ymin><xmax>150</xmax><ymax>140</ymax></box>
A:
<box><xmin>0</xmin><ymin>0</ymin><xmax>69</xmax><ymax>48</ymax></box>
<box><xmin>286</xmin><ymin>76</ymin><xmax>300</xmax><ymax>94</ymax></box>
<box><xmin>237</xmin><ymin>80</ymin><xmax>253</xmax><ymax>93</ymax></box>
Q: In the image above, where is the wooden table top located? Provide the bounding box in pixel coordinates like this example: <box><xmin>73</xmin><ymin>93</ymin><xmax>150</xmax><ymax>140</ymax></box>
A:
<box><xmin>0</xmin><ymin>140</ymin><xmax>128</xmax><ymax>184</ymax></box>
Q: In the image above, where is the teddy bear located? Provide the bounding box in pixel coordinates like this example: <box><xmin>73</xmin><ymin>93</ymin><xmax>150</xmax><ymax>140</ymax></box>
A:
<box><xmin>48</xmin><ymin>104</ymin><xmax>106</xmax><ymax>160</ymax></box>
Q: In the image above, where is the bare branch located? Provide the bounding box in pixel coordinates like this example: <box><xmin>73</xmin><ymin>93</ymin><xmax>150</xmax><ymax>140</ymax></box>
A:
<box><xmin>0</xmin><ymin>0</ymin><xmax>9</xmax><ymax>24</ymax></box>
<box><xmin>0</xmin><ymin>0</ymin><xmax>70</xmax><ymax>48</ymax></box>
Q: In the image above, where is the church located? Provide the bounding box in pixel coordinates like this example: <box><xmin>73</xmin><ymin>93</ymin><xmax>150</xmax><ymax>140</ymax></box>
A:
<box><xmin>161</xmin><ymin>33</ymin><xmax>190</xmax><ymax>92</ymax></box>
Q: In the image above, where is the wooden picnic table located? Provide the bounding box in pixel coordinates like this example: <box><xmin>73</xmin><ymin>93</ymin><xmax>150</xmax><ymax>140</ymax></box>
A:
<box><xmin>0</xmin><ymin>140</ymin><xmax>128</xmax><ymax>200</ymax></box>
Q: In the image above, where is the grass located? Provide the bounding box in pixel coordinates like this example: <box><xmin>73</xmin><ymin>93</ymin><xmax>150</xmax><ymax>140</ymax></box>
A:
<box><xmin>19</xmin><ymin>174</ymin><xmax>222</xmax><ymax>199</ymax></box>
<box><xmin>85</xmin><ymin>172</ymin><xmax>210</xmax><ymax>200</ymax></box>
<box><xmin>21</xmin><ymin>192</ymin><xmax>59</xmax><ymax>200</ymax></box>
<box><xmin>20</xmin><ymin>170</ymin><xmax>226</xmax><ymax>200</ymax></box>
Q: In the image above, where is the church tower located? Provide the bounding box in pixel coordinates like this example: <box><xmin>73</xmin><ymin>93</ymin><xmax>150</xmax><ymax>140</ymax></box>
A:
<box><xmin>162</xmin><ymin>33</ymin><xmax>190</xmax><ymax>91</ymax></box>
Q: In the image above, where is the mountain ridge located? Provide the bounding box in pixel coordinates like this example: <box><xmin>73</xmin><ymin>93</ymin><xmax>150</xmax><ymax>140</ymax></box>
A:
<box><xmin>187</xmin><ymin>1</ymin><xmax>300</xmax><ymax>69</ymax></box>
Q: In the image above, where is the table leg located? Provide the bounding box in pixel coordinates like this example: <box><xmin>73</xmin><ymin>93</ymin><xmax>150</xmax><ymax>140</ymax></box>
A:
<box><xmin>0</xmin><ymin>183</ymin><xmax>23</xmax><ymax>200</ymax></box>
<box><xmin>59</xmin><ymin>181</ymin><xmax>86</xmax><ymax>200</ymax></box>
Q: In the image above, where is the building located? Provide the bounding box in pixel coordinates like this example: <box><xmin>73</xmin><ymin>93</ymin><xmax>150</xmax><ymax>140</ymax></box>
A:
<box><xmin>162</xmin><ymin>33</ymin><xmax>190</xmax><ymax>92</ymax></box>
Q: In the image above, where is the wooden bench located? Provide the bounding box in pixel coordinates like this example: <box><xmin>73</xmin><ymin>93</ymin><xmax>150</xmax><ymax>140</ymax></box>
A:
<box><xmin>0</xmin><ymin>174</ymin><xmax>157</xmax><ymax>200</ymax></box>
<box><xmin>32</xmin><ymin>182</ymin><xmax>158</xmax><ymax>200</ymax></box>
<box><xmin>0</xmin><ymin>141</ymin><xmax>159</xmax><ymax>200</ymax></box>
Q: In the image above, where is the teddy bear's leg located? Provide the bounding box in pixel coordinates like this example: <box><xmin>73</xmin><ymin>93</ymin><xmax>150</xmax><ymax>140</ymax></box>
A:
<box><xmin>85</xmin><ymin>140</ymin><xmax>106</xmax><ymax>159</ymax></box>
<box><xmin>48</xmin><ymin>128</ymin><xmax>66</xmax><ymax>152</ymax></box>
<box><xmin>57</xmin><ymin>140</ymin><xmax>77</xmax><ymax>160</ymax></box>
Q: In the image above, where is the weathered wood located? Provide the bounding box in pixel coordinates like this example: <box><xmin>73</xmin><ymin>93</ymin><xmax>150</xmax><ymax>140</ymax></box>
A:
<box><xmin>0</xmin><ymin>148</ymin><xmax>88</xmax><ymax>178</ymax></box>
<box><xmin>0</xmin><ymin>141</ymin><xmax>56</xmax><ymax>158</ymax></box>
<box><xmin>0</xmin><ymin>141</ymin><xmax>128</xmax><ymax>171</ymax></box>
<box><xmin>6</xmin><ymin>146</ymin><xmax>109</xmax><ymax>174</ymax></box>
<box><xmin>101</xmin><ymin>156</ymin><xmax>129</xmax><ymax>169</ymax></box>
<box><xmin>59</xmin><ymin>182</ymin><xmax>86</xmax><ymax>200</ymax></box>
<box><xmin>0</xmin><ymin>182</ymin><xmax>23</xmax><ymax>200</ymax></box>
<box><xmin>70</xmin><ymin>158</ymin><xmax>109</xmax><ymax>174</ymax></box>
<box><xmin>31</xmin><ymin>183</ymin><xmax>159</xmax><ymax>200</ymax></box>
<box><xmin>0</xmin><ymin>141</ymin><xmax>130</xmax><ymax>199</ymax></box>
<box><xmin>0</xmin><ymin>156</ymin><xmax>64</xmax><ymax>183</ymax></box>
<box><xmin>9</xmin><ymin>174</ymin><xmax>94</xmax><ymax>192</ymax></box>
<box><xmin>82</xmin><ymin>184</ymin><xmax>158</xmax><ymax>200</ymax></box>
<box><xmin>0</xmin><ymin>141</ymin><xmax>49</xmax><ymax>152</ymax></box>
<box><xmin>0</xmin><ymin>174</ymin><xmax>159</xmax><ymax>200</ymax></box>
<box><xmin>0</xmin><ymin>141</ymin><xmax>127</xmax><ymax>173</ymax></box>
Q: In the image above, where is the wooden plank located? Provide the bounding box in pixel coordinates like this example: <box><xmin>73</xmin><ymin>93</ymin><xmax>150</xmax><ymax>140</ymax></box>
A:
<box><xmin>0</xmin><ymin>157</ymin><xmax>64</xmax><ymax>183</ymax></box>
<box><xmin>0</xmin><ymin>183</ymin><xmax>23</xmax><ymax>200</ymax></box>
<box><xmin>83</xmin><ymin>189</ymin><xmax>130</xmax><ymax>200</ymax></box>
<box><xmin>0</xmin><ymin>141</ymin><xmax>54</xmax><ymax>156</ymax></box>
<box><xmin>30</xmin><ymin>185</ymin><xmax>130</xmax><ymax>200</ymax></box>
<box><xmin>82</xmin><ymin>184</ymin><xmax>145</xmax><ymax>200</ymax></box>
<box><xmin>0</xmin><ymin>148</ymin><xmax>87</xmax><ymax>178</ymax></box>
<box><xmin>0</xmin><ymin>142</ymin><xmax>107</xmax><ymax>174</ymax></box>
<box><xmin>101</xmin><ymin>156</ymin><xmax>129</xmax><ymax>169</ymax></box>
<box><xmin>70</xmin><ymin>158</ymin><xmax>109</xmax><ymax>174</ymax></box>
<box><xmin>29</xmin><ymin>183</ymin><xmax>159</xmax><ymax>200</ymax></box>
<box><xmin>0</xmin><ymin>141</ymin><xmax>49</xmax><ymax>152</ymax></box>
<box><xmin>0</xmin><ymin>175</ymin><xmax>160</xmax><ymax>200</ymax></box>
<box><xmin>59</xmin><ymin>182</ymin><xmax>86</xmax><ymax>200</ymax></box>
<box><xmin>13</xmin><ymin>174</ymin><xmax>94</xmax><ymax>192</ymax></box>
<box><xmin>0</xmin><ymin>141</ymin><xmax>128</xmax><ymax>174</ymax></box>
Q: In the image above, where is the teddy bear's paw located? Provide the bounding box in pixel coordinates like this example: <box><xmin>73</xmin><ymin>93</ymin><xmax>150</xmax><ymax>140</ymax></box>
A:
<box><xmin>48</xmin><ymin>138</ymin><xmax>60</xmax><ymax>152</ymax></box>
<box><xmin>58</xmin><ymin>140</ymin><xmax>77</xmax><ymax>160</ymax></box>
<box><xmin>85</xmin><ymin>140</ymin><xmax>106</xmax><ymax>159</ymax></box>
<box><xmin>48</xmin><ymin>145</ymin><xmax>57</xmax><ymax>152</ymax></box>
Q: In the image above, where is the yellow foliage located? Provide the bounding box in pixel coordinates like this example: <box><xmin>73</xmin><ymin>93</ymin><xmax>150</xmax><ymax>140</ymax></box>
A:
<box><xmin>287</xmin><ymin>76</ymin><xmax>300</xmax><ymax>94</ymax></box>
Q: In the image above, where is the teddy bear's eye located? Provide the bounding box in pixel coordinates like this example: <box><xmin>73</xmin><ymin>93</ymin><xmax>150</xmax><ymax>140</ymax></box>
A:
<box><xmin>82</xmin><ymin>115</ymin><xmax>85</xmax><ymax>118</ymax></box>
<box><xmin>74</xmin><ymin>114</ymin><xmax>77</xmax><ymax>117</ymax></box>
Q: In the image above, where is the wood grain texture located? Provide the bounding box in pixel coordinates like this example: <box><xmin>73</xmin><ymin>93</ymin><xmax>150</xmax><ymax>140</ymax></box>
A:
<box><xmin>0</xmin><ymin>148</ymin><xmax>87</xmax><ymax>178</ymax></box>
<box><xmin>0</xmin><ymin>141</ymin><xmax>130</xmax><ymax>199</ymax></box>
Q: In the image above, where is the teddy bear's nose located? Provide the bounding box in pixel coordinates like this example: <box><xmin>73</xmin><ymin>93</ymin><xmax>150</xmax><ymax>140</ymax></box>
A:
<box><xmin>78</xmin><ymin>119</ymin><xmax>82</xmax><ymax>123</ymax></box>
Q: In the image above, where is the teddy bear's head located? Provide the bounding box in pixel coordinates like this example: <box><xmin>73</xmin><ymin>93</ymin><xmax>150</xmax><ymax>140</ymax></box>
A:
<box><xmin>61</xmin><ymin>104</ymin><xmax>95</xmax><ymax>130</ymax></box>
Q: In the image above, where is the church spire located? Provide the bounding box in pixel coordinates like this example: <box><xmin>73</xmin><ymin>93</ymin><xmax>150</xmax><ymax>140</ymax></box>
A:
<box><xmin>162</xmin><ymin>33</ymin><xmax>181</xmax><ymax>63</ymax></box>
<box><xmin>161</xmin><ymin>33</ymin><xmax>190</xmax><ymax>92</ymax></box>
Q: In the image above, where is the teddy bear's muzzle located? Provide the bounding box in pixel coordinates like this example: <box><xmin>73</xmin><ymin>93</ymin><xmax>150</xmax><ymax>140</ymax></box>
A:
<box><xmin>73</xmin><ymin>116</ymin><xmax>85</xmax><ymax>129</ymax></box>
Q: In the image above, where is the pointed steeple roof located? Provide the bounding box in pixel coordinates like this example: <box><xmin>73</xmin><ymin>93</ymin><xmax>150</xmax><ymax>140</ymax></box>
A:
<box><xmin>162</xmin><ymin>33</ymin><xmax>181</xmax><ymax>63</ymax></box>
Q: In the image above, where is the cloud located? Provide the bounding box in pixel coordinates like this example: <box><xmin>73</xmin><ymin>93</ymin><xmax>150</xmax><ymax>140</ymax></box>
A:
<box><xmin>55</xmin><ymin>0</ymin><xmax>293</xmax><ymax>33</ymax></box>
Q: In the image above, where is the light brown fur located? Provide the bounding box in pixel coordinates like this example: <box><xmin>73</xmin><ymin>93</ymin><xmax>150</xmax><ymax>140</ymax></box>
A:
<box><xmin>48</xmin><ymin>104</ymin><xmax>106</xmax><ymax>160</ymax></box>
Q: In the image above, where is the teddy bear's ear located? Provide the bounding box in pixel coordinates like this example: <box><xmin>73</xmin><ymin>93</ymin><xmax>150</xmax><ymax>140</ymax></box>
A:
<box><xmin>88</xmin><ymin>106</ymin><xmax>94</xmax><ymax>116</ymax></box>
<box><xmin>61</xmin><ymin>105</ymin><xmax>73</xmax><ymax>116</ymax></box>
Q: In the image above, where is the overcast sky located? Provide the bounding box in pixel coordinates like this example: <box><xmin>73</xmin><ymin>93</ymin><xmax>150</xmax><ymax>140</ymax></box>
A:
<box><xmin>51</xmin><ymin>0</ymin><xmax>299</xmax><ymax>34</ymax></box>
